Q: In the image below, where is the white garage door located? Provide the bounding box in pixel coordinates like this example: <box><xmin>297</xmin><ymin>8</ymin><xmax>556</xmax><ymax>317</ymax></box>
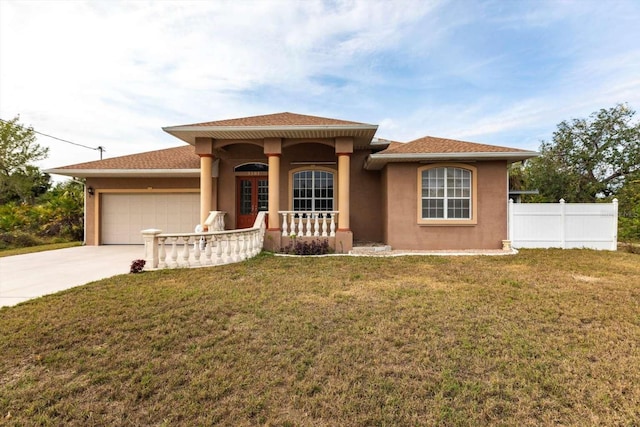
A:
<box><xmin>102</xmin><ymin>193</ymin><xmax>200</xmax><ymax>244</ymax></box>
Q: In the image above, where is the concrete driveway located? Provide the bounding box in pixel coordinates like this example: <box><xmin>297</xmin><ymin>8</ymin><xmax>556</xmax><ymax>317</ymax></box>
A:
<box><xmin>0</xmin><ymin>245</ymin><xmax>145</xmax><ymax>308</ymax></box>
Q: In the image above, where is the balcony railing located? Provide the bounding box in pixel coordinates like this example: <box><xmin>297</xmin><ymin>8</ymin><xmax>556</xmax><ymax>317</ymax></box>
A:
<box><xmin>278</xmin><ymin>211</ymin><xmax>338</xmax><ymax>237</ymax></box>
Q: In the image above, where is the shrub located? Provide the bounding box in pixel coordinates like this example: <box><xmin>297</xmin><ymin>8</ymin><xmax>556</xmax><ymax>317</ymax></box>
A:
<box><xmin>0</xmin><ymin>231</ymin><xmax>42</xmax><ymax>250</ymax></box>
<box><xmin>281</xmin><ymin>239</ymin><xmax>332</xmax><ymax>255</ymax></box>
<box><xmin>130</xmin><ymin>259</ymin><xmax>146</xmax><ymax>273</ymax></box>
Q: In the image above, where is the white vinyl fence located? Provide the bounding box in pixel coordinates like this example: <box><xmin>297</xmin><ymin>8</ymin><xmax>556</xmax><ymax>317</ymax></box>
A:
<box><xmin>508</xmin><ymin>199</ymin><xmax>618</xmax><ymax>250</ymax></box>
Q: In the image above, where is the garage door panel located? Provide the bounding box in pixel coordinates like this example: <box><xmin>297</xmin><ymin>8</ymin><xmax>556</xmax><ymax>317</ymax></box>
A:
<box><xmin>102</xmin><ymin>193</ymin><xmax>199</xmax><ymax>244</ymax></box>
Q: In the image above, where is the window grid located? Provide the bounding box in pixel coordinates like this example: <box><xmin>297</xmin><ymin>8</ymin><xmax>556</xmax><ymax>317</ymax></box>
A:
<box><xmin>293</xmin><ymin>170</ymin><xmax>334</xmax><ymax>211</ymax></box>
<box><xmin>422</xmin><ymin>167</ymin><xmax>471</xmax><ymax>219</ymax></box>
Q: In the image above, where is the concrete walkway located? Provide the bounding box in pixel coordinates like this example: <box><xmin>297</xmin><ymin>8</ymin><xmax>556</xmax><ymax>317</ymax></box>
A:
<box><xmin>0</xmin><ymin>245</ymin><xmax>145</xmax><ymax>308</ymax></box>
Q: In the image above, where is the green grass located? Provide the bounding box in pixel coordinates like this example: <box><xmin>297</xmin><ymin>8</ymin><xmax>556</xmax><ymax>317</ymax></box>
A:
<box><xmin>1</xmin><ymin>249</ymin><xmax>639</xmax><ymax>425</ymax></box>
<box><xmin>0</xmin><ymin>241</ymin><xmax>82</xmax><ymax>258</ymax></box>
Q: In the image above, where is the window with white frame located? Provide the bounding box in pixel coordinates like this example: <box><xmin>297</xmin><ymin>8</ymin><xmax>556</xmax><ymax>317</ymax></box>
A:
<box><xmin>421</xmin><ymin>166</ymin><xmax>472</xmax><ymax>220</ymax></box>
<box><xmin>292</xmin><ymin>170</ymin><xmax>334</xmax><ymax>211</ymax></box>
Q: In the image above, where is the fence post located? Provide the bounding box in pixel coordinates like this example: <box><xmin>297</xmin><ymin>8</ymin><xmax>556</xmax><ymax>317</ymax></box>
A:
<box><xmin>559</xmin><ymin>199</ymin><xmax>566</xmax><ymax>249</ymax></box>
<box><xmin>612</xmin><ymin>198</ymin><xmax>618</xmax><ymax>251</ymax></box>
<box><xmin>141</xmin><ymin>229</ymin><xmax>162</xmax><ymax>269</ymax></box>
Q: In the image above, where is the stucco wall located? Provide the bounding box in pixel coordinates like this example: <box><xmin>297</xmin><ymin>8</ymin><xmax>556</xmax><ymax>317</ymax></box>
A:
<box><xmin>383</xmin><ymin>161</ymin><xmax>508</xmax><ymax>250</ymax></box>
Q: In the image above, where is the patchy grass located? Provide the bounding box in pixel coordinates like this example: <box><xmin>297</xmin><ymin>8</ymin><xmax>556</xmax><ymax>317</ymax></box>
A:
<box><xmin>1</xmin><ymin>249</ymin><xmax>639</xmax><ymax>425</ymax></box>
<box><xmin>0</xmin><ymin>241</ymin><xmax>82</xmax><ymax>258</ymax></box>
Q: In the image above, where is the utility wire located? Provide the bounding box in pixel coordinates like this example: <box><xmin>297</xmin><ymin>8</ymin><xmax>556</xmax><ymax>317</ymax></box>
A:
<box><xmin>0</xmin><ymin>117</ymin><xmax>105</xmax><ymax>158</ymax></box>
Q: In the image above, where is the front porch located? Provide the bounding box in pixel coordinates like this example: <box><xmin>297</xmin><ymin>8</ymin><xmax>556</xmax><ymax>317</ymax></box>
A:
<box><xmin>159</xmin><ymin>113</ymin><xmax>381</xmax><ymax>254</ymax></box>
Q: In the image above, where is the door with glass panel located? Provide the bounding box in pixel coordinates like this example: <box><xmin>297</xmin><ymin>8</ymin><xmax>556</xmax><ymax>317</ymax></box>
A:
<box><xmin>236</xmin><ymin>177</ymin><xmax>268</xmax><ymax>229</ymax></box>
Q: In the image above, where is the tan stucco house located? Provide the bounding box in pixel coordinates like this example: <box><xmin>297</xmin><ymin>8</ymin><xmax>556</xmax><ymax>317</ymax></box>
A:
<box><xmin>48</xmin><ymin>112</ymin><xmax>537</xmax><ymax>252</ymax></box>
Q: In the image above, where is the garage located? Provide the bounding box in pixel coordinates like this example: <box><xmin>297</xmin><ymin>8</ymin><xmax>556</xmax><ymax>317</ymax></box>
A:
<box><xmin>101</xmin><ymin>193</ymin><xmax>200</xmax><ymax>244</ymax></box>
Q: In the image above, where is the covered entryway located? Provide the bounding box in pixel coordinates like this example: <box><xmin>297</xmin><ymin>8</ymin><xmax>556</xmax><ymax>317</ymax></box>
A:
<box><xmin>101</xmin><ymin>193</ymin><xmax>200</xmax><ymax>244</ymax></box>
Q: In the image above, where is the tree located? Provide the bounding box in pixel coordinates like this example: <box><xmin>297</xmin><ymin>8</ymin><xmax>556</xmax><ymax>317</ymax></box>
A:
<box><xmin>617</xmin><ymin>172</ymin><xmax>640</xmax><ymax>241</ymax></box>
<box><xmin>0</xmin><ymin>116</ymin><xmax>50</xmax><ymax>203</ymax></box>
<box><xmin>524</xmin><ymin>104</ymin><xmax>640</xmax><ymax>202</ymax></box>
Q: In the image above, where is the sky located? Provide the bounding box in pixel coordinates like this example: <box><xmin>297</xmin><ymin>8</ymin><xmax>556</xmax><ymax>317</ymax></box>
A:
<box><xmin>1</xmin><ymin>0</ymin><xmax>640</xmax><ymax>178</ymax></box>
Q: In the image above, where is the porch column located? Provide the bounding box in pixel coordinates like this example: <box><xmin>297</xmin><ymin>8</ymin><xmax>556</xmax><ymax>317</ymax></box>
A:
<box><xmin>195</xmin><ymin>137</ymin><xmax>215</xmax><ymax>227</ymax></box>
<box><xmin>199</xmin><ymin>154</ymin><xmax>214</xmax><ymax>226</ymax></box>
<box><xmin>335</xmin><ymin>137</ymin><xmax>354</xmax><ymax>231</ymax></box>
<box><xmin>267</xmin><ymin>154</ymin><xmax>280</xmax><ymax>229</ymax></box>
<box><xmin>264</xmin><ymin>138</ymin><xmax>282</xmax><ymax>230</ymax></box>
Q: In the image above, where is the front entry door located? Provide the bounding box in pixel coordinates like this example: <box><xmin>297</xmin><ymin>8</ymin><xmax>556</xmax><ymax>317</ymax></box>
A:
<box><xmin>236</xmin><ymin>177</ymin><xmax>268</xmax><ymax>229</ymax></box>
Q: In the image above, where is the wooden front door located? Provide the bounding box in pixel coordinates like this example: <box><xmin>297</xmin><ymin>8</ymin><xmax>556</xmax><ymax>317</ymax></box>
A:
<box><xmin>236</xmin><ymin>176</ymin><xmax>269</xmax><ymax>229</ymax></box>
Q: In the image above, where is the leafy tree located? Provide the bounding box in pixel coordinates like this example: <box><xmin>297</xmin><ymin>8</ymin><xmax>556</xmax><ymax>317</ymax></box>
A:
<box><xmin>524</xmin><ymin>104</ymin><xmax>640</xmax><ymax>202</ymax></box>
<box><xmin>617</xmin><ymin>172</ymin><xmax>640</xmax><ymax>241</ymax></box>
<box><xmin>0</xmin><ymin>116</ymin><xmax>50</xmax><ymax>203</ymax></box>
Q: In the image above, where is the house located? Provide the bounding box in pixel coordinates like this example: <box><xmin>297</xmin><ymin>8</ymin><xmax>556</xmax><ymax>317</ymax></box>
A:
<box><xmin>47</xmin><ymin>112</ymin><xmax>538</xmax><ymax>252</ymax></box>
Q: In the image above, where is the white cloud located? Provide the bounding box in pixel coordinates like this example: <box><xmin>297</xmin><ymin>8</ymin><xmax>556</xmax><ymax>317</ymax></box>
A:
<box><xmin>0</xmin><ymin>0</ymin><xmax>639</xmax><ymax>176</ymax></box>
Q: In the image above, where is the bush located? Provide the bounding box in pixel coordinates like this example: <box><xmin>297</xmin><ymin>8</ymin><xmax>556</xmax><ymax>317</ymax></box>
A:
<box><xmin>130</xmin><ymin>259</ymin><xmax>146</xmax><ymax>273</ymax></box>
<box><xmin>0</xmin><ymin>231</ymin><xmax>42</xmax><ymax>250</ymax></box>
<box><xmin>281</xmin><ymin>239</ymin><xmax>332</xmax><ymax>255</ymax></box>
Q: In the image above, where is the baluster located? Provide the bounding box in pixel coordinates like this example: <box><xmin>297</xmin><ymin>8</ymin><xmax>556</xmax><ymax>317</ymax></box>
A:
<box><xmin>321</xmin><ymin>214</ymin><xmax>328</xmax><ymax>237</ymax></box>
<box><xmin>193</xmin><ymin>235</ymin><xmax>201</xmax><ymax>267</ymax></box>
<box><xmin>233</xmin><ymin>235</ymin><xmax>241</xmax><ymax>262</ymax></box>
<box><xmin>282</xmin><ymin>213</ymin><xmax>288</xmax><ymax>236</ymax></box>
<box><xmin>314</xmin><ymin>213</ymin><xmax>320</xmax><ymax>236</ymax></box>
<box><xmin>236</xmin><ymin>234</ymin><xmax>244</xmax><ymax>261</ymax></box>
<box><xmin>205</xmin><ymin>236</ymin><xmax>213</xmax><ymax>265</ymax></box>
<box><xmin>330</xmin><ymin>214</ymin><xmax>336</xmax><ymax>237</ymax></box>
<box><xmin>215</xmin><ymin>236</ymin><xmax>223</xmax><ymax>265</ymax></box>
<box><xmin>158</xmin><ymin>237</ymin><xmax>167</xmax><ymax>268</ymax></box>
<box><xmin>224</xmin><ymin>236</ymin><xmax>232</xmax><ymax>264</ymax></box>
<box><xmin>246</xmin><ymin>232</ymin><xmax>253</xmax><ymax>257</ymax></box>
<box><xmin>306</xmin><ymin>214</ymin><xmax>312</xmax><ymax>237</ymax></box>
<box><xmin>170</xmin><ymin>237</ymin><xmax>178</xmax><ymax>268</ymax></box>
<box><xmin>298</xmin><ymin>214</ymin><xmax>304</xmax><ymax>237</ymax></box>
<box><xmin>290</xmin><ymin>213</ymin><xmax>297</xmax><ymax>236</ymax></box>
<box><xmin>181</xmin><ymin>236</ymin><xmax>190</xmax><ymax>267</ymax></box>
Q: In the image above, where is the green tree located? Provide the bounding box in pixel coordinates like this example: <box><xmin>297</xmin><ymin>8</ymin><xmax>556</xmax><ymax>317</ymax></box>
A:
<box><xmin>0</xmin><ymin>116</ymin><xmax>50</xmax><ymax>203</ymax></box>
<box><xmin>617</xmin><ymin>172</ymin><xmax>640</xmax><ymax>241</ymax></box>
<box><xmin>525</xmin><ymin>104</ymin><xmax>640</xmax><ymax>202</ymax></box>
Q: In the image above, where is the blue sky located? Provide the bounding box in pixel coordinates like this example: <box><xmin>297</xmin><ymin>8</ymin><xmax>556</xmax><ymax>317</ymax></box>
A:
<box><xmin>1</xmin><ymin>0</ymin><xmax>639</xmax><ymax>174</ymax></box>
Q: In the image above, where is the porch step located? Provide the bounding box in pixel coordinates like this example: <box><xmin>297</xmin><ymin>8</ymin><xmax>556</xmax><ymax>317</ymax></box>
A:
<box><xmin>350</xmin><ymin>245</ymin><xmax>392</xmax><ymax>255</ymax></box>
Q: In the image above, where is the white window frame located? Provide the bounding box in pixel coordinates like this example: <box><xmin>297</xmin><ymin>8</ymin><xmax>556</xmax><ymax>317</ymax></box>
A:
<box><xmin>417</xmin><ymin>163</ymin><xmax>478</xmax><ymax>225</ymax></box>
<box><xmin>289</xmin><ymin>167</ymin><xmax>336</xmax><ymax>212</ymax></box>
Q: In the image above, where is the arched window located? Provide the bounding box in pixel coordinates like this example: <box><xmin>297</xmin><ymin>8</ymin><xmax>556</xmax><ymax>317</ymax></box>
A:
<box><xmin>418</xmin><ymin>164</ymin><xmax>477</xmax><ymax>224</ymax></box>
<box><xmin>234</xmin><ymin>163</ymin><xmax>268</xmax><ymax>173</ymax></box>
<box><xmin>292</xmin><ymin>170</ymin><xmax>334</xmax><ymax>211</ymax></box>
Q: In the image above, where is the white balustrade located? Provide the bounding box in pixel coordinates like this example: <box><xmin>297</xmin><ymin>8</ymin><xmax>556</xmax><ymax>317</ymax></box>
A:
<box><xmin>142</xmin><ymin>212</ymin><xmax>267</xmax><ymax>270</ymax></box>
<box><xmin>279</xmin><ymin>211</ymin><xmax>338</xmax><ymax>238</ymax></box>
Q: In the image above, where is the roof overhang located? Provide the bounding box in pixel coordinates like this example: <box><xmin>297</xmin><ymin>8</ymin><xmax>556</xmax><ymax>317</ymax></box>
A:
<box><xmin>46</xmin><ymin>168</ymin><xmax>204</xmax><ymax>178</ymax></box>
<box><xmin>364</xmin><ymin>151</ymin><xmax>539</xmax><ymax>170</ymax></box>
<box><xmin>162</xmin><ymin>124</ymin><xmax>379</xmax><ymax>148</ymax></box>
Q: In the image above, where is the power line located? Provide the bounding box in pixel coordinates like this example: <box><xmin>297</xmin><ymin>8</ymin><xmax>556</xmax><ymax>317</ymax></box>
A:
<box><xmin>0</xmin><ymin>117</ymin><xmax>105</xmax><ymax>157</ymax></box>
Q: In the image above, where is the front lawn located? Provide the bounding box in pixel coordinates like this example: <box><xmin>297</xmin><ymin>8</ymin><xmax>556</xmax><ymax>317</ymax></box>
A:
<box><xmin>1</xmin><ymin>250</ymin><xmax>639</xmax><ymax>425</ymax></box>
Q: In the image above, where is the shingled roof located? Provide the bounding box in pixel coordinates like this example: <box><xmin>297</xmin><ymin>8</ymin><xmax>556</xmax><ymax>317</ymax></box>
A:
<box><xmin>46</xmin><ymin>145</ymin><xmax>200</xmax><ymax>177</ymax></box>
<box><xmin>180</xmin><ymin>112</ymin><xmax>368</xmax><ymax>127</ymax></box>
<box><xmin>364</xmin><ymin>135</ymin><xmax>538</xmax><ymax>170</ymax></box>
<box><xmin>163</xmin><ymin>112</ymin><xmax>379</xmax><ymax>147</ymax></box>
<box><xmin>378</xmin><ymin>135</ymin><xmax>532</xmax><ymax>155</ymax></box>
